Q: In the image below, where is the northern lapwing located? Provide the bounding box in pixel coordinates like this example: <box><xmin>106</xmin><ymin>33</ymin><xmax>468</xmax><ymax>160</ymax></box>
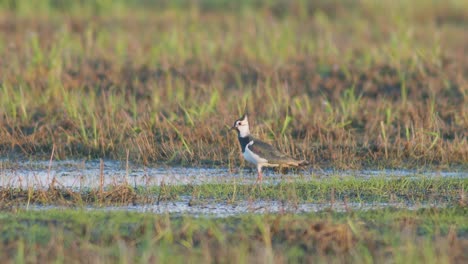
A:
<box><xmin>231</xmin><ymin>114</ymin><xmax>309</xmax><ymax>183</ymax></box>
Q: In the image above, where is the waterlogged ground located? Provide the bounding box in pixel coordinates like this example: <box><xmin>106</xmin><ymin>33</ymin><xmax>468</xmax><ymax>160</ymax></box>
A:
<box><xmin>27</xmin><ymin>200</ymin><xmax>449</xmax><ymax>218</ymax></box>
<box><xmin>1</xmin><ymin>159</ymin><xmax>466</xmax><ymax>188</ymax></box>
<box><xmin>1</xmin><ymin>159</ymin><xmax>467</xmax><ymax>263</ymax></box>
<box><xmin>1</xmin><ymin>159</ymin><xmax>466</xmax><ymax>216</ymax></box>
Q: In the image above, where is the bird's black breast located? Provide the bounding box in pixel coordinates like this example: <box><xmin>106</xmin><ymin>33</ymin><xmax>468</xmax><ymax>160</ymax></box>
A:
<box><xmin>237</xmin><ymin>136</ymin><xmax>251</xmax><ymax>153</ymax></box>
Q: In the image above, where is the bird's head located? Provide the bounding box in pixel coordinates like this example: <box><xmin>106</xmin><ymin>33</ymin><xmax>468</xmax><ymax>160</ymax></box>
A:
<box><xmin>231</xmin><ymin>114</ymin><xmax>250</xmax><ymax>137</ymax></box>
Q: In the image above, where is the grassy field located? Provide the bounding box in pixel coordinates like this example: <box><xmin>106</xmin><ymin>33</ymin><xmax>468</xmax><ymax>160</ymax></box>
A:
<box><xmin>0</xmin><ymin>176</ymin><xmax>466</xmax><ymax>207</ymax></box>
<box><xmin>0</xmin><ymin>208</ymin><xmax>466</xmax><ymax>263</ymax></box>
<box><xmin>0</xmin><ymin>174</ymin><xmax>465</xmax><ymax>263</ymax></box>
<box><xmin>0</xmin><ymin>1</ymin><xmax>467</xmax><ymax>263</ymax></box>
<box><xmin>0</xmin><ymin>0</ymin><xmax>466</xmax><ymax>169</ymax></box>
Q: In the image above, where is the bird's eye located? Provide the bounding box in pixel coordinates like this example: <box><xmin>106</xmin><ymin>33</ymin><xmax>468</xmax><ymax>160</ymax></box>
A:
<box><xmin>237</xmin><ymin>121</ymin><xmax>241</xmax><ymax>126</ymax></box>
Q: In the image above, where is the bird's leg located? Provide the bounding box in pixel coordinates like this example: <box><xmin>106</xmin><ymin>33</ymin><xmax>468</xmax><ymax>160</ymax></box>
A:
<box><xmin>255</xmin><ymin>166</ymin><xmax>263</xmax><ymax>185</ymax></box>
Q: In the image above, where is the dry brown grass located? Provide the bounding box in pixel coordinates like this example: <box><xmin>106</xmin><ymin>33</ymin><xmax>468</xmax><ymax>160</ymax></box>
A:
<box><xmin>0</xmin><ymin>1</ymin><xmax>466</xmax><ymax>169</ymax></box>
<box><xmin>0</xmin><ymin>184</ymin><xmax>142</xmax><ymax>208</ymax></box>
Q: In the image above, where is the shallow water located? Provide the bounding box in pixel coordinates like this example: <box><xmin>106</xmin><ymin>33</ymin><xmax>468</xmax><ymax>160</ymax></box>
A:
<box><xmin>106</xmin><ymin>199</ymin><xmax>448</xmax><ymax>217</ymax></box>
<box><xmin>28</xmin><ymin>198</ymin><xmax>446</xmax><ymax>218</ymax></box>
<box><xmin>3</xmin><ymin>159</ymin><xmax>465</xmax><ymax>216</ymax></box>
<box><xmin>0</xmin><ymin>159</ymin><xmax>466</xmax><ymax>189</ymax></box>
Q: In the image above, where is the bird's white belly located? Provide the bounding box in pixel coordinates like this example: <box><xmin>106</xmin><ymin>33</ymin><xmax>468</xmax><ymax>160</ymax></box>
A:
<box><xmin>243</xmin><ymin>142</ymin><xmax>268</xmax><ymax>165</ymax></box>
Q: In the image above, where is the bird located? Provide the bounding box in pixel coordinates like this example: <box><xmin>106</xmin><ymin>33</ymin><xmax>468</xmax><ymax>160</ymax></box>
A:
<box><xmin>231</xmin><ymin>114</ymin><xmax>309</xmax><ymax>183</ymax></box>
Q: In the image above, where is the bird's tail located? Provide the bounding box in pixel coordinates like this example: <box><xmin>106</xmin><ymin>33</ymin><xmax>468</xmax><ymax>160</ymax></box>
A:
<box><xmin>285</xmin><ymin>159</ymin><xmax>310</xmax><ymax>167</ymax></box>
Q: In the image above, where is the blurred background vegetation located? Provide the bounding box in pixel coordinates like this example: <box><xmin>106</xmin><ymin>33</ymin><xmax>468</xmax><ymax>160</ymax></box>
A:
<box><xmin>0</xmin><ymin>0</ymin><xmax>466</xmax><ymax>168</ymax></box>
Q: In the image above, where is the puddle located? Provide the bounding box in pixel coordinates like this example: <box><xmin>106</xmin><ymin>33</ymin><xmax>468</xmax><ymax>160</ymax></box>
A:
<box><xmin>26</xmin><ymin>198</ymin><xmax>446</xmax><ymax>217</ymax></box>
<box><xmin>103</xmin><ymin>199</ymin><xmax>447</xmax><ymax>217</ymax></box>
<box><xmin>0</xmin><ymin>159</ymin><xmax>466</xmax><ymax>189</ymax></box>
<box><xmin>3</xmin><ymin>159</ymin><xmax>463</xmax><ymax>216</ymax></box>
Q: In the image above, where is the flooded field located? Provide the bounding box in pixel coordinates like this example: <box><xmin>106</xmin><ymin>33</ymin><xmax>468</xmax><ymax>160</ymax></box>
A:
<box><xmin>1</xmin><ymin>1</ymin><xmax>467</xmax><ymax>262</ymax></box>
<box><xmin>1</xmin><ymin>159</ymin><xmax>466</xmax><ymax>217</ymax></box>
<box><xmin>1</xmin><ymin>159</ymin><xmax>465</xmax><ymax>188</ymax></box>
<box><xmin>28</xmin><ymin>198</ymin><xmax>449</xmax><ymax>218</ymax></box>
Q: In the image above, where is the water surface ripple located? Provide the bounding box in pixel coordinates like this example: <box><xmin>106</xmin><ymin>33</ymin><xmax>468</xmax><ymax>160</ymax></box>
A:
<box><xmin>0</xmin><ymin>159</ymin><xmax>465</xmax><ymax>189</ymax></box>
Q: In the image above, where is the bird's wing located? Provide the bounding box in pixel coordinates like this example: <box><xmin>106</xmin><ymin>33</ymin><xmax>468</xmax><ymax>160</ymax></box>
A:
<box><xmin>248</xmin><ymin>137</ymin><xmax>296</xmax><ymax>164</ymax></box>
